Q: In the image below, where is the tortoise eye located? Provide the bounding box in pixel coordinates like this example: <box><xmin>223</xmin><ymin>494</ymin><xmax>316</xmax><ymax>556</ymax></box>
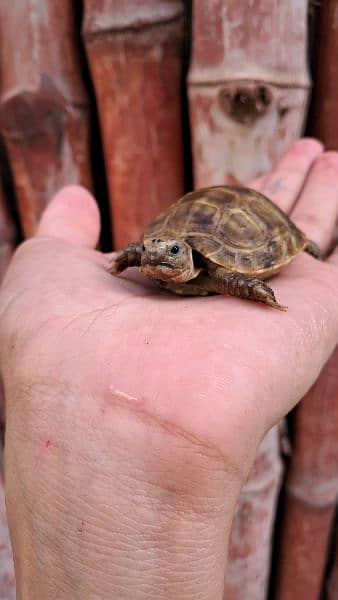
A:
<box><xmin>170</xmin><ymin>244</ymin><xmax>180</xmax><ymax>255</ymax></box>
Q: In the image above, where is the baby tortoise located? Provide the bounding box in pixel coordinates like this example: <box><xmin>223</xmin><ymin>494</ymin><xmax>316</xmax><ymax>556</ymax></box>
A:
<box><xmin>108</xmin><ymin>186</ymin><xmax>321</xmax><ymax>310</ymax></box>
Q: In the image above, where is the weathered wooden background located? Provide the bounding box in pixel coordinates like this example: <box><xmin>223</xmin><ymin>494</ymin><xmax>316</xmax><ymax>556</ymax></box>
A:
<box><xmin>0</xmin><ymin>2</ymin><xmax>337</xmax><ymax>599</ymax></box>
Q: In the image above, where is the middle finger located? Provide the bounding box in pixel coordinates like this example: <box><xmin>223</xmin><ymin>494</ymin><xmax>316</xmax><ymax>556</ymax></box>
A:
<box><xmin>290</xmin><ymin>152</ymin><xmax>338</xmax><ymax>255</ymax></box>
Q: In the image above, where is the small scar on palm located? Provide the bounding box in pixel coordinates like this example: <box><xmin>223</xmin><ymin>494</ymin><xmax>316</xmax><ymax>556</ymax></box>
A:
<box><xmin>109</xmin><ymin>388</ymin><xmax>141</xmax><ymax>403</ymax></box>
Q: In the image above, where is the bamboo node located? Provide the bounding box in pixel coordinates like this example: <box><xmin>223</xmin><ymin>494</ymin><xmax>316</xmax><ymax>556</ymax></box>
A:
<box><xmin>218</xmin><ymin>84</ymin><xmax>272</xmax><ymax>125</ymax></box>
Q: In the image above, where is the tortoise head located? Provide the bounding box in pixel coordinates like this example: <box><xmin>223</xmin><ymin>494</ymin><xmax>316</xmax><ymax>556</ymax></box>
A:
<box><xmin>140</xmin><ymin>237</ymin><xmax>199</xmax><ymax>282</ymax></box>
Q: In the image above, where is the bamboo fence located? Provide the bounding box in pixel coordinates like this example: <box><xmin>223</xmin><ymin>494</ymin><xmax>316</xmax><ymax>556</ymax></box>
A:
<box><xmin>0</xmin><ymin>2</ymin><xmax>337</xmax><ymax>599</ymax></box>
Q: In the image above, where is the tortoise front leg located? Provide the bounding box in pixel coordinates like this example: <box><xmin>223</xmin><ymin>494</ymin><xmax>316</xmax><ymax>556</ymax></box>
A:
<box><xmin>109</xmin><ymin>243</ymin><xmax>143</xmax><ymax>274</ymax></box>
<box><xmin>208</xmin><ymin>267</ymin><xmax>287</xmax><ymax>311</ymax></box>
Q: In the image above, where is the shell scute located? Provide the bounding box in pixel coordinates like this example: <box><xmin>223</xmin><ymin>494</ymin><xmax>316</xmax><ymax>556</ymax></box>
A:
<box><xmin>220</xmin><ymin>209</ymin><xmax>267</xmax><ymax>248</ymax></box>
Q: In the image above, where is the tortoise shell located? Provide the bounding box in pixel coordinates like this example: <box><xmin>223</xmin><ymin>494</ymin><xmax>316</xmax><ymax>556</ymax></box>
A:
<box><xmin>144</xmin><ymin>186</ymin><xmax>308</xmax><ymax>278</ymax></box>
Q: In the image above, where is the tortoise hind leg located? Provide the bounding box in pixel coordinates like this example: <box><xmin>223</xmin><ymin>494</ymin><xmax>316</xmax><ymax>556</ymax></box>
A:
<box><xmin>208</xmin><ymin>267</ymin><xmax>287</xmax><ymax>311</ymax></box>
<box><xmin>304</xmin><ymin>239</ymin><xmax>322</xmax><ymax>260</ymax></box>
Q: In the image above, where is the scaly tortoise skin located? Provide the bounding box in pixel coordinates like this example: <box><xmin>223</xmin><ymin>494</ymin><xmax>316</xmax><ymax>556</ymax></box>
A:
<box><xmin>108</xmin><ymin>186</ymin><xmax>321</xmax><ymax>310</ymax></box>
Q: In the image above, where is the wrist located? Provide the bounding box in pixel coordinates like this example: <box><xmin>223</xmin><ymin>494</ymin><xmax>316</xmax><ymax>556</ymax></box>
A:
<box><xmin>5</xmin><ymin>387</ymin><xmax>242</xmax><ymax>599</ymax></box>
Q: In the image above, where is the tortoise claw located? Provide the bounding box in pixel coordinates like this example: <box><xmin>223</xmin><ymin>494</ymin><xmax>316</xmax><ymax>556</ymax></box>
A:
<box><xmin>108</xmin><ymin>256</ymin><xmax>122</xmax><ymax>275</ymax></box>
<box><xmin>265</xmin><ymin>298</ymin><xmax>288</xmax><ymax>311</ymax></box>
<box><xmin>254</xmin><ymin>282</ymin><xmax>287</xmax><ymax>311</ymax></box>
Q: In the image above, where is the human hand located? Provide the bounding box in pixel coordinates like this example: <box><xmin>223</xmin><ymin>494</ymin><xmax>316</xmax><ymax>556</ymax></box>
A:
<box><xmin>1</xmin><ymin>139</ymin><xmax>338</xmax><ymax>599</ymax></box>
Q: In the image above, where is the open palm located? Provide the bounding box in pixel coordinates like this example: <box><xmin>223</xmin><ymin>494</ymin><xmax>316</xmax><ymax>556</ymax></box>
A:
<box><xmin>2</xmin><ymin>138</ymin><xmax>337</xmax><ymax>462</ymax></box>
<box><xmin>1</xmin><ymin>139</ymin><xmax>338</xmax><ymax>597</ymax></box>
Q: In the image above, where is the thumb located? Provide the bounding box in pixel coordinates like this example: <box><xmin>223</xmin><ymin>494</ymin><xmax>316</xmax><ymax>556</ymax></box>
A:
<box><xmin>36</xmin><ymin>185</ymin><xmax>101</xmax><ymax>248</ymax></box>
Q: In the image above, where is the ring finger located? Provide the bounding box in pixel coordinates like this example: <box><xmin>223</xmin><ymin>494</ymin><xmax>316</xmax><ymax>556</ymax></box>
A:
<box><xmin>250</xmin><ymin>138</ymin><xmax>323</xmax><ymax>213</ymax></box>
<box><xmin>290</xmin><ymin>152</ymin><xmax>338</xmax><ymax>256</ymax></box>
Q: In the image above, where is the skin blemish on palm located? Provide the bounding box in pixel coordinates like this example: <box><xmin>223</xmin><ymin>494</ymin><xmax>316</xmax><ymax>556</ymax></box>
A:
<box><xmin>44</xmin><ymin>439</ymin><xmax>58</xmax><ymax>449</ymax></box>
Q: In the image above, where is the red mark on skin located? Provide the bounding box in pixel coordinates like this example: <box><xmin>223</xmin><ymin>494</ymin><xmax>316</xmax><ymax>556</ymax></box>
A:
<box><xmin>44</xmin><ymin>439</ymin><xmax>58</xmax><ymax>448</ymax></box>
<box><xmin>78</xmin><ymin>521</ymin><xmax>85</xmax><ymax>535</ymax></box>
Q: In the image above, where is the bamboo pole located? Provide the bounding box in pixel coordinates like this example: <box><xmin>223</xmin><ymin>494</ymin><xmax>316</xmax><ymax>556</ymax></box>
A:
<box><xmin>188</xmin><ymin>0</ymin><xmax>310</xmax><ymax>186</ymax></box>
<box><xmin>0</xmin><ymin>471</ymin><xmax>15</xmax><ymax>600</ymax></box>
<box><xmin>0</xmin><ymin>1</ymin><xmax>92</xmax><ymax>238</ymax></box>
<box><xmin>274</xmin><ymin>349</ymin><xmax>338</xmax><ymax>599</ymax></box>
<box><xmin>0</xmin><ymin>178</ymin><xmax>16</xmax><ymax>599</ymax></box>
<box><xmin>307</xmin><ymin>0</ymin><xmax>338</xmax><ymax>149</ymax></box>
<box><xmin>186</xmin><ymin>3</ymin><xmax>309</xmax><ymax>597</ymax></box>
<box><xmin>327</xmin><ymin>524</ymin><xmax>338</xmax><ymax>599</ymax></box>
<box><xmin>225</xmin><ymin>426</ymin><xmax>283</xmax><ymax>599</ymax></box>
<box><xmin>83</xmin><ymin>0</ymin><xmax>185</xmax><ymax>248</ymax></box>
<box><xmin>0</xmin><ymin>174</ymin><xmax>16</xmax><ymax>442</ymax></box>
<box><xmin>0</xmin><ymin>182</ymin><xmax>16</xmax><ymax>281</ymax></box>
